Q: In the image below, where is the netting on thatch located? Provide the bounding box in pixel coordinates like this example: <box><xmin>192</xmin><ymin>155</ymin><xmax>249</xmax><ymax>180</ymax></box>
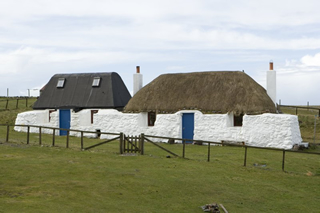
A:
<box><xmin>124</xmin><ymin>71</ymin><xmax>276</xmax><ymax>115</ymax></box>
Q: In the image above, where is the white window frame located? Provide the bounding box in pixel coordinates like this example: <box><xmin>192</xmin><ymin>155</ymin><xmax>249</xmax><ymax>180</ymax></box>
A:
<box><xmin>57</xmin><ymin>78</ymin><xmax>65</xmax><ymax>88</ymax></box>
<box><xmin>92</xmin><ymin>77</ymin><xmax>101</xmax><ymax>87</ymax></box>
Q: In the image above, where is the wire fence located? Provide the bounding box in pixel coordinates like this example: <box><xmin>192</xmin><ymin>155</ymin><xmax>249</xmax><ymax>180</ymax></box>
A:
<box><xmin>1</xmin><ymin>124</ymin><xmax>319</xmax><ymax>175</ymax></box>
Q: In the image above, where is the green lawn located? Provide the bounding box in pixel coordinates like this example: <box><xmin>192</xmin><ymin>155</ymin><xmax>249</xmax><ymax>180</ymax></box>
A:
<box><xmin>0</xmin><ymin>101</ymin><xmax>319</xmax><ymax>212</ymax></box>
<box><xmin>279</xmin><ymin>106</ymin><xmax>320</xmax><ymax>144</ymax></box>
<box><xmin>0</xmin><ymin>128</ymin><xmax>320</xmax><ymax>212</ymax></box>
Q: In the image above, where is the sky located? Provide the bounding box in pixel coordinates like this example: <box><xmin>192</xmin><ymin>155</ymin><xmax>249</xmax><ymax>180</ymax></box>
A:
<box><xmin>0</xmin><ymin>0</ymin><xmax>319</xmax><ymax>105</ymax></box>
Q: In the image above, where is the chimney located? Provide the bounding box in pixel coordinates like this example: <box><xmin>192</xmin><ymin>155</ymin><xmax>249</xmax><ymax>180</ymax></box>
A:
<box><xmin>133</xmin><ymin>66</ymin><xmax>143</xmax><ymax>96</ymax></box>
<box><xmin>269</xmin><ymin>61</ymin><xmax>273</xmax><ymax>70</ymax></box>
<box><xmin>266</xmin><ymin>61</ymin><xmax>276</xmax><ymax>105</ymax></box>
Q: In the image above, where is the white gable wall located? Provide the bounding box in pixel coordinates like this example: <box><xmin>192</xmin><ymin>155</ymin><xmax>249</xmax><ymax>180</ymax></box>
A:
<box><xmin>14</xmin><ymin>109</ymin><xmax>302</xmax><ymax>149</ymax></box>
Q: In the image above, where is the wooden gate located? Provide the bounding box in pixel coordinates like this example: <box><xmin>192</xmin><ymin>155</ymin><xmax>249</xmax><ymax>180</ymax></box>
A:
<box><xmin>120</xmin><ymin>133</ymin><xmax>144</xmax><ymax>154</ymax></box>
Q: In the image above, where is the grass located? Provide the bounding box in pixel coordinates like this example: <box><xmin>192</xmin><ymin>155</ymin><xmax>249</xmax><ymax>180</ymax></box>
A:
<box><xmin>280</xmin><ymin>106</ymin><xmax>320</xmax><ymax>144</ymax></box>
<box><xmin>0</xmin><ymin>97</ymin><xmax>37</xmax><ymax>125</ymax></box>
<box><xmin>0</xmin><ymin>141</ymin><xmax>319</xmax><ymax>212</ymax></box>
<box><xmin>0</xmin><ymin>100</ymin><xmax>319</xmax><ymax>212</ymax></box>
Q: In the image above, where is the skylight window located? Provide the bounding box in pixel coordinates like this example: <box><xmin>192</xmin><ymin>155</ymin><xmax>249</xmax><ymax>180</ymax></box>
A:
<box><xmin>57</xmin><ymin>78</ymin><xmax>65</xmax><ymax>88</ymax></box>
<box><xmin>92</xmin><ymin>77</ymin><xmax>100</xmax><ymax>87</ymax></box>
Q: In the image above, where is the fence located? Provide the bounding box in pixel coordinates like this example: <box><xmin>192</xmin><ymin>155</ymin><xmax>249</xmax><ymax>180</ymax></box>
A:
<box><xmin>278</xmin><ymin>104</ymin><xmax>320</xmax><ymax>116</ymax></box>
<box><xmin>0</xmin><ymin>97</ymin><xmax>35</xmax><ymax>110</ymax></box>
<box><xmin>1</xmin><ymin>124</ymin><xmax>319</xmax><ymax>173</ymax></box>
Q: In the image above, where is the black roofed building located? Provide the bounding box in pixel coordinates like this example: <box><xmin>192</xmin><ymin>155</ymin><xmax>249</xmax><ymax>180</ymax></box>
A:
<box><xmin>16</xmin><ymin>72</ymin><xmax>131</xmax><ymax>136</ymax></box>
<box><xmin>34</xmin><ymin>72</ymin><xmax>131</xmax><ymax>111</ymax></box>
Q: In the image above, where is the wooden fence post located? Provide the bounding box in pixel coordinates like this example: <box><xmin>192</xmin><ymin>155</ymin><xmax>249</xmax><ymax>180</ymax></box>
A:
<box><xmin>134</xmin><ymin>136</ymin><xmax>137</xmax><ymax>153</ymax></box>
<box><xmin>182</xmin><ymin>140</ymin><xmax>186</xmax><ymax>158</ymax></box>
<box><xmin>282</xmin><ymin>150</ymin><xmax>286</xmax><ymax>172</ymax></box>
<box><xmin>66</xmin><ymin>130</ymin><xmax>69</xmax><ymax>148</ymax></box>
<box><xmin>27</xmin><ymin>126</ymin><xmax>30</xmax><ymax>144</ymax></box>
<box><xmin>5</xmin><ymin>100</ymin><xmax>8</xmax><ymax>109</ymax></box>
<box><xmin>26</xmin><ymin>98</ymin><xmax>28</xmax><ymax>107</ymax></box>
<box><xmin>207</xmin><ymin>143</ymin><xmax>211</xmax><ymax>162</ymax></box>
<box><xmin>52</xmin><ymin>129</ymin><xmax>55</xmax><ymax>146</ymax></box>
<box><xmin>81</xmin><ymin>131</ymin><xmax>84</xmax><ymax>150</ymax></box>
<box><xmin>119</xmin><ymin>132</ymin><xmax>123</xmax><ymax>154</ymax></box>
<box><xmin>127</xmin><ymin>135</ymin><xmax>129</xmax><ymax>152</ymax></box>
<box><xmin>244</xmin><ymin>146</ymin><xmax>248</xmax><ymax>167</ymax></box>
<box><xmin>141</xmin><ymin>133</ymin><xmax>144</xmax><ymax>155</ymax></box>
<box><xmin>39</xmin><ymin>127</ymin><xmax>42</xmax><ymax>145</ymax></box>
<box><xmin>6</xmin><ymin>125</ymin><xmax>9</xmax><ymax>142</ymax></box>
<box><xmin>16</xmin><ymin>99</ymin><xmax>19</xmax><ymax>109</ymax></box>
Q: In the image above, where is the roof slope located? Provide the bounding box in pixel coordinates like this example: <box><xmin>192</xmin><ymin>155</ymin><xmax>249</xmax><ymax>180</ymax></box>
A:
<box><xmin>124</xmin><ymin>71</ymin><xmax>276</xmax><ymax>114</ymax></box>
<box><xmin>33</xmin><ymin>72</ymin><xmax>131</xmax><ymax>110</ymax></box>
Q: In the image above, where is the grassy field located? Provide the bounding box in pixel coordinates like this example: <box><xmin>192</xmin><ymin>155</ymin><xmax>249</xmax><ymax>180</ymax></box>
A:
<box><xmin>279</xmin><ymin>105</ymin><xmax>320</xmax><ymax>144</ymax></box>
<box><xmin>0</xmin><ymin>139</ymin><xmax>319</xmax><ymax>212</ymax></box>
<box><xmin>0</xmin><ymin>97</ymin><xmax>37</xmax><ymax>125</ymax></box>
<box><xmin>0</xmin><ymin>99</ymin><xmax>319</xmax><ymax>212</ymax></box>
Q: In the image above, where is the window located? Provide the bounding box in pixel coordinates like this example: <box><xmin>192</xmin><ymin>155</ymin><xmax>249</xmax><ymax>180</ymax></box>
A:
<box><xmin>91</xmin><ymin>110</ymin><xmax>98</xmax><ymax>124</ymax></box>
<box><xmin>148</xmin><ymin>112</ymin><xmax>156</xmax><ymax>126</ymax></box>
<box><xmin>234</xmin><ymin>114</ymin><xmax>244</xmax><ymax>126</ymax></box>
<box><xmin>57</xmin><ymin>78</ymin><xmax>65</xmax><ymax>88</ymax></box>
<box><xmin>49</xmin><ymin>110</ymin><xmax>56</xmax><ymax>122</ymax></box>
<box><xmin>92</xmin><ymin>77</ymin><xmax>100</xmax><ymax>87</ymax></box>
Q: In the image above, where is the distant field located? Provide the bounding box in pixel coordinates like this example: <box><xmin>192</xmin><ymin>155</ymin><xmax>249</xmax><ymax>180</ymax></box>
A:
<box><xmin>279</xmin><ymin>105</ymin><xmax>320</xmax><ymax>144</ymax></box>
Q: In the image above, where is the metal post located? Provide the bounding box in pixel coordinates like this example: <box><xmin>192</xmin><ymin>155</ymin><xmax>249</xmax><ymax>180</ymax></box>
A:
<box><xmin>119</xmin><ymin>132</ymin><xmax>123</xmax><ymax>154</ymax></box>
<box><xmin>141</xmin><ymin>133</ymin><xmax>144</xmax><ymax>155</ymax></box>
<box><xmin>182</xmin><ymin>140</ymin><xmax>186</xmax><ymax>158</ymax></box>
<box><xmin>282</xmin><ymin>150</ymin><xmax>286</xmax><ymax>172</ymax></box>
<box><xmin>52</xmin><ymin>129</ymin><xmax>56</xmax><ymax>146</ymax></box>
<box><xmin>313</xmin><ymin>115</ymin><xmax>317</xmax><ymax>143</ymax></box>
<box><xmin>6</xmin><ymin>125</ymin><xmax>9</xmax><ymax>142</ymax></box>
<box><xmin>81</xmin><ymin>131</ymin><xmax>84</xmax><ymax>150</ymax></box>
<box><xmin>27</xmin><ymin>126</ymin><xmax>30</xmax><ymax>144</ymax></box>
<box><xmin>207</xmin><ymin>143</ymin><xmax>211</xmax><ymax>162</ymax></box>
<box><xmin>244</xmin><ymin>146</ymin><xmax>248</xmax><ymax>167</ymax></box>
<box><xmin>39</xmin><ymin>127</ymin><xmax>42</xmax><ymax>145</ymax></box>
<box><xmin>66</xmin><ymin>130</ymin><xmax>69</xmax><ymax>148</ymax></box>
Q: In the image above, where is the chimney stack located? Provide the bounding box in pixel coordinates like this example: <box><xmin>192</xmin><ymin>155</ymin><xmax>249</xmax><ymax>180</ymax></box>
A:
<box><xmin>267</xmin><ymin>61</ymin><xmax>276</xmax><ymax>105</ymax></box>
<box><xmin>133</xmin><ymin>66</ymin><xmax>143</xmax><ymax>96</ymax></box>
<box><xmin>269</xmin><ymin>61</ymin><xmax>273</xmax><ymax>70</ymax></box>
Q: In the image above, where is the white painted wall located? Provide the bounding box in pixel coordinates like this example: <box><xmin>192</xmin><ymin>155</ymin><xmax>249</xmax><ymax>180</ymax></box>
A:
<box><xmin>14</xmin><ymin>109</ymin><xmax>302</xmax><ymax>149</ymax></box>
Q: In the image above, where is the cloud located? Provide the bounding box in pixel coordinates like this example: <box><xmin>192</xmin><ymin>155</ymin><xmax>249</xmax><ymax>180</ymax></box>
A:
<box><xmin>300</xmin><ymin>53</ymin><xmax>320</xmax><ymax>67</ymax></box>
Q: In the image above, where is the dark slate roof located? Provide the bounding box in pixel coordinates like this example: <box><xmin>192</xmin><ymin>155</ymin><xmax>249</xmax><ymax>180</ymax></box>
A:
<box><xmin>33</xmin><ymin>72</ymin><xmax>131</xmax><ymax>110</ymax></box>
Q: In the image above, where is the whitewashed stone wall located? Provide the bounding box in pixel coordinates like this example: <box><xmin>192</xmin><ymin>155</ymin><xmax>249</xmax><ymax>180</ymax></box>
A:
<box><xmin>14</xmin><ymin>109</ymin><xmax>302</xmax><ymax>149</ymax></box>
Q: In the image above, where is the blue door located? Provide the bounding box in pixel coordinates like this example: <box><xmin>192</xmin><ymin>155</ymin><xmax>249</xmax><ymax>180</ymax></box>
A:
<box><xmin>59</xmin><ymin>109</ymin><xmax>70</xmax><ymax>136</ymax></box>
<box><xmin>182</xmin><ymin>113</ymin><xmax>194</xmax><ymax>143</ymax></box>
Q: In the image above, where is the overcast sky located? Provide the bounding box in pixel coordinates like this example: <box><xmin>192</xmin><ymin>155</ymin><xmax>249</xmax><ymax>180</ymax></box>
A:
<box><xmin>0</xmin><ymin>0</ymin><xmax>319</xmax><ymax>105</ymax></box>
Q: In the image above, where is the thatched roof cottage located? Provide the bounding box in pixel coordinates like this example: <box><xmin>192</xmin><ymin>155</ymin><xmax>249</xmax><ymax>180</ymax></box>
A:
<box><xmin>124</xmin><ymin>71</ymin><xmax>276</xmax><ymax>115</ymax></box>
<box><xmin>15</xmin><ymin>64</ymin><xmax>302</xmax><ymax>149</ymax></box>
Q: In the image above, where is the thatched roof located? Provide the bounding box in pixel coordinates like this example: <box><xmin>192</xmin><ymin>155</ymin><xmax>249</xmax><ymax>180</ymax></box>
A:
<box><xmin>124</xmin><ymin>71</ymin><xmax>276</xmax><ymax>115</ymax></box>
